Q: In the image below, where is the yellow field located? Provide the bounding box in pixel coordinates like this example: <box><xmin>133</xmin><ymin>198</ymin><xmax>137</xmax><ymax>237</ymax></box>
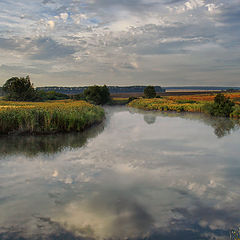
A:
<box><xmin>0</xmin><ymin>99</ymin><xmax>94</xmax><ymax>109</ymax></box>
<box><xmin>167</xmin><ymin>92</ymin><xmax>240</xmax><ymax>103</ymax></box>
<box><xmin>128</xmin><ymin>92</ymin><xmax>240</xmax><ymax>118</ymax></box>
<box><xmin>0</xmin><ymin>100</ymin><xmax>105</xmax><ymax>134</ymax></box>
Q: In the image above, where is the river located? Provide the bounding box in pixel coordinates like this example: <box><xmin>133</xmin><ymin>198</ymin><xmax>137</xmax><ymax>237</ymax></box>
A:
<box><xmin>0</xmin><ymin>106</ymin><xmax>240</xmax><ymax>240</ymax></box>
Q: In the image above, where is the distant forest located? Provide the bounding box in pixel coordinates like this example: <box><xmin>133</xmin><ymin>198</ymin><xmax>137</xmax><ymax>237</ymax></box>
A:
<box><xmin>36</xmin><ymin>86</ymin><xmax>240</xmax><ymax>95</ymax></box>
<box><xmin>36</xmin><ymin>86</ymin><xmax>166</xmax><ymax>95</ymax></box>
<box><xmin>1</xmin><ymin>85</ymin><xmax>240</xmax><ymax>97</ymax></box>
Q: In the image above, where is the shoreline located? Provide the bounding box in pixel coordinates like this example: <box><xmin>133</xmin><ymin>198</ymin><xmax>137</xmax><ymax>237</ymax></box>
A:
<box><xmin>0</xmin><ymin>100</ymin><xmax>105</xmax><ymax>135</ymax></box>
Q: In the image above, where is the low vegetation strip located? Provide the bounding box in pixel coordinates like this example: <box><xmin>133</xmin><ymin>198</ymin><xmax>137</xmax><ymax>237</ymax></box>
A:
<box><xmin>167</xmin><ymin>92</ymin><xmax>240</xmax><ymax>103</ymax></box>
<box><xmin>128</xmin><ymin>98</ymin><xmax>205</xmax><ymax>113</ymax></box>
<box><xmin>0</xmin><ymin>100</ymin><xmax>105</xmax><ymax>134</ymax></box>
<box><xmin>128</xmin><ymin>92</ymin><xmax>240</xmax><ymax>119</ymax></box>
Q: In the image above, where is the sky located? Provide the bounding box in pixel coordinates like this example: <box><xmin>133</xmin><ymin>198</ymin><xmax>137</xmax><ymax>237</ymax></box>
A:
<box><xmin>0</xmin><ymin>0</ymin><xmax>239</xmax><ymax>87</ymax></box>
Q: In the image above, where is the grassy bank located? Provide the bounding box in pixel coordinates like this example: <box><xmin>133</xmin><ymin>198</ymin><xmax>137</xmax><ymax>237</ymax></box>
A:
<box><xmin>128</xmin><ymin>98</ymin><xmax>205</xmax><ymax>112</ymax></box>
<box><xmin>0</xmin><ymin>100</ymin><xmax>104</xmax><ymax>134</ymax></box>
<box><xmin>128</xmin><ymin>92</ymin><xmax>240</xmax><ymax>118</ymax></box>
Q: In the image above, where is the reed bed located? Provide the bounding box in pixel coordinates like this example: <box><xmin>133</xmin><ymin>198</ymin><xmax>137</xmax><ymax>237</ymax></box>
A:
<box><xmin>128</xmin><ymin>98</ymin><xmax>205</xmax><ymax>113</ymax></box>
<box><xmin>128</xmin><ymin>92</ymin><xmax>240</xmax><ymax>118</ymax></box>
<box><xmin>0</xmin><ymin>100</ymin><xmax>104</xmax><ymax>134</ymax></box>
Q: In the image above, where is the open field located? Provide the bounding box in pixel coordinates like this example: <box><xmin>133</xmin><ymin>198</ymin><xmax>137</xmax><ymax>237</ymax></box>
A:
<box><xmin>128</xmin><ymin>92</ymin><xmax>240</xmax><ymax>118</ymax></box>
<box><xmin>110</xmin><ymin>90</ymin><xmax>232</xmax><ymax>99</ymax></box>
<box><xmin>0</xmin><ymin>100</ymin><xmax>104</xmax><ymax>135</ymax></box>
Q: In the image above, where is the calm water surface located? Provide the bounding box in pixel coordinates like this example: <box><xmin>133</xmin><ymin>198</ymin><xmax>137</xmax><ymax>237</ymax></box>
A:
<box><xmin>0</xmin><ymin>107</ymin><xmax>240</xmax><ymax>240</ymax></box>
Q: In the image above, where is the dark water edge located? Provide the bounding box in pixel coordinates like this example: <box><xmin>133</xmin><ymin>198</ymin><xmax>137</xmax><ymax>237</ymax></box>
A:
<box><xmin>0</xmin><ymin>122</ymin><xmax>105</xmax><ymax>158</ymax></box>
<box><xmin>0</xmin><ymin>106</ymin><xmax>240</xmax><ymax>240</ymax></box>
<box><xmin>128</xmin><ymin>107</ymin><xmax>240</xmax><ymax>138</ymax></box>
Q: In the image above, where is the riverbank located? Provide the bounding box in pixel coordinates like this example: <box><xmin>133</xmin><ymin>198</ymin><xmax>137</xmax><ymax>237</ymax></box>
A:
<box><xmin>128</xmin><ymin>92</ymin><xmax>240</xmax><ymax>118</ymax></box>
<box><xmin>0</xmin><ymin>100</ymin><xmax>105</xmax><ymax>135</ymax></box>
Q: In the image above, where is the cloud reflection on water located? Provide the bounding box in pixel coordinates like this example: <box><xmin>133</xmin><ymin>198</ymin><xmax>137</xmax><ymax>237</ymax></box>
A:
<box><xmin>0</xmin><ymin>107</ymin><xmax>240</xmax><ymax>239</ymax></box>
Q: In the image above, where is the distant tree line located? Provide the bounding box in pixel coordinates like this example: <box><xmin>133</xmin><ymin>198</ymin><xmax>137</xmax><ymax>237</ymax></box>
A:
<box><xmin>2</xmin><ymin>76</ymin><xmax>164</xmax><ymax>105</ymax></box>
<box><xmin>2</xmin><ymin>76</ymin><xmax>111</xmax><ymax>105</ymax></box>
<box><xmin>2</xmin><ymin>76</ymin><xmax>70</xmax><ymax>101</ymax></box>
<box><xmin>37</xmin><ymin>85</ymin><xmax>165</xmax><ymax>95</ymax></box>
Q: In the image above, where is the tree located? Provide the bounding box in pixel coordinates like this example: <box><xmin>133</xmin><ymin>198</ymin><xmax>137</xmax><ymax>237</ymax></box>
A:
<box><xmin>207</xmin><ymin>93</ymin><xmax>235</xmax><ymax>117</ymax></box>
<box><xmin>144</xmin><ymin>86</ymin><xmax>156</xmax><ymax>98</ymax></box>
<box><xmin>2</xmin><ymin>76</ymin><xmax>37</xmax><ymax>101</ymax></box>
<box><xmin>83</xmin><ymin>85</ymin><xmax>110</xmax><ymax>105</ymax></box>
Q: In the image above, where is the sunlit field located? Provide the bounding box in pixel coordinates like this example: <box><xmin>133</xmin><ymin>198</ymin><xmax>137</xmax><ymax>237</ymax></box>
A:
<box><xmin>128</xmin><ymin>92</ymin><xmax>240</xmax><ymax>118</ymax></box>
<box><xmin>0</xmin><ymin>100</ymin><xmax>104</xmax><ymax>134</ymax></box>
<box><xmin>167</xmin><ymin>92</ymin><xmax>240</xmax><ymax>103</ymax></box>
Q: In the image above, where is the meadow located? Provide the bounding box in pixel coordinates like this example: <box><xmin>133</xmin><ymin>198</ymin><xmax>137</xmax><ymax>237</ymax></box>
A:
<box><xmin>128</xmin><ymin>92</ymin><xmax>240</xmax><ymax>118</ymax></box>
<box><xmin>0</xmin><ymin>100</ymin><xmax>104</xmax><ymax>134</ymax></box>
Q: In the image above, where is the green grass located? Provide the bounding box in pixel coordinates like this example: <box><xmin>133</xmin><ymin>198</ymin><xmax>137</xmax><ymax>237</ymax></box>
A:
<box><xmin>0</xmin><ymin>100</ymin><xmax>105</xmax><ymax>135</ymax></box>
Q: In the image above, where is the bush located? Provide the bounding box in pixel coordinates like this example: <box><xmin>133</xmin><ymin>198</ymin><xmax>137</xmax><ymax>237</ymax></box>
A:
<box><xmin>230</xmin><ymin>105</ymin><xmax>240</xmax><ymax>118</ymax></box>
<box><xmin>84</xmin><ymin>85</ymin><xmax>110</xmax><ymax>105</ymax></box>
<box><xmin>144</xmin><ymin>86</ymin><xmax>156</xmax><ymax>98</ymax></box>
<box><xmin>204</xmin><ymin>93</ymin><xmax>235</xmax><ymax>117</ymax></box>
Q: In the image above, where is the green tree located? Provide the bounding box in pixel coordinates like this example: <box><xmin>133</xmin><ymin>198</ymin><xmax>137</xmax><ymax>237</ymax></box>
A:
<box><xmin>83</xmin><ymin>85</ymin><xmax>110</xmax><ymax>105</ymax></box>
<box><xmin>3</xmin><ymin>76</ymin><xmax>37</xmax><ymax>101</ymax></box>
<box><xmin>206</xmin><ymin>93</ymin><xmax>235</xmax><ymax>117</ymax></box>
<box><xmin>144</xmin><ymin>86</ymin><xmax>156</xmax><ymax>98</ymax></box>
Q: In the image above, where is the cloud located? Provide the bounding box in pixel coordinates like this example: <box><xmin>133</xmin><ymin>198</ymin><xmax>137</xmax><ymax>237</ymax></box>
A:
<box><xmin>89</xmin><ymin>0</ymin><xmax>158</xmax><ymax>12</ymax></box>
<box><xmin>216</xmin><ymin>3</ymin><xmax>240</xmax><ymax>26</ymax></box>
<box><xmin>30</xmin><ymin>37</ymin><xmax>76</xmax><ymax>60</ymax></box>
<box><xmin>184</xmin><ymin>0</ymin><xmax>204</xmax><ymax>11</ymax></box>
<box><xmin>0</xmin><ymin>0</ymin><xmax>239</xmax><ymax>86</ymax></box>
<box><xmin>54</xmin><ymin>191</ymin><xmax>154</xmax><ymax>239</ymax></box>
<box><xmin>0</xmin><ymin>38</ymin><xmax>20</xmax><ymax>50</ymax></box>
<box><xmin>0</xmin><ymin>64</ymin><xmax>44</xmax><ymax>74</ymax></box>
<box><xmin>42</xmin><ymin>0</ymin><xmax>55</xmax><ymax>4</ymax></box>
<box><xmin>59</xmin><ymin>12</ymin><xmax>68</xmax><ymax>22</ymax></box>
<box><xmin>47</xmin><ymin>20</ymin><xmax>55</xmax><ymax>29</ymax></box>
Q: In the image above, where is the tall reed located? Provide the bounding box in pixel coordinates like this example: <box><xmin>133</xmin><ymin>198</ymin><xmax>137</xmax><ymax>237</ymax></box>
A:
<box><xmin>0</xmin><ymin>100</ymin><xmax>104</xmax><ymax>134</ymax></box>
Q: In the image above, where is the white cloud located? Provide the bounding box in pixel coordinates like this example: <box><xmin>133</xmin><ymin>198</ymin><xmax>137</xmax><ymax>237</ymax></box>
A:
<box><xmin>184</xmin><ymin>0</ymin><xmax>204</xmax><ymax>11</ymax></box>
<box><xmin>0</xmin><ymin>0</ymin><xmax>240</xmax><ymax>86</ymax></box>
<box><xmin>60</xmin><ymin>12</ymin><xmax>69</xmax><ymax>22</ymax></box>
<box><xmin>47</xmin><ymin>20</ymin><xmax>55</xmax><ymax>29</ymax></box>
<box><xmin>52</xmin><ymin>170</ymin><xmax>58</xmax><ymax>177</ymax></box>
<box><xmin>72</xmin><ymin>13</ymin><xmax>87</xmax><ymax>24</ymax></box>
<box><xmin>205</xmin><ymin>3</ymin><xmax>218</xmax><ymax>13</ymax></box>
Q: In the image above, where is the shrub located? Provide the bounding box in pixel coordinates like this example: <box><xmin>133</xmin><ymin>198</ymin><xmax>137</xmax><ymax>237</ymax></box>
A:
<box><xmin>230</xmin><ymin>105</ymin><xmax>240</xmax><ymax>119</ymax></box>
<box><xmin>84</xmin><ymin>85</ymin><xmax>110</xmax><ymax>105</ymax></box>
<box><xmin>144</xmin><ymin>86</ymin><xmax>156</xmax><ymax>98</ymax></box>
<box><xmin>204</xmin><ymin>93</ymin><xmax>235</xmax><ymax>117</ymax></box>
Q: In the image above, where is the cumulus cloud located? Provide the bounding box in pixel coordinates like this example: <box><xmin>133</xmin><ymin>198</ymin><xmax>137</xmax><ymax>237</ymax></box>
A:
<box><xmin>0</xmin><ymin>0</ymin><xmax>239</xmax><ymax>86</ymax></box>
<box><xmin>30</xmin><ymin>37</ymin><xmax>76</xmax><ymax>60</ymax></box>
<box><xmin>47</xmin><ymin>20</ymin><xmax>55</xmax><ymax>29</ymax></box>
<box><xmin>59</xmin><ymin>12</ymin><xmax>68</xmax><ymax>22</ymax></box>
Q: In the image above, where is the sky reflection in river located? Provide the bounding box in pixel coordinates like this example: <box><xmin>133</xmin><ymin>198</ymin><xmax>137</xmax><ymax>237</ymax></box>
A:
<box><xmin>0</xmin><ymin>107</ymin><xmax>240</xmax><ymax>240</ymax></box>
